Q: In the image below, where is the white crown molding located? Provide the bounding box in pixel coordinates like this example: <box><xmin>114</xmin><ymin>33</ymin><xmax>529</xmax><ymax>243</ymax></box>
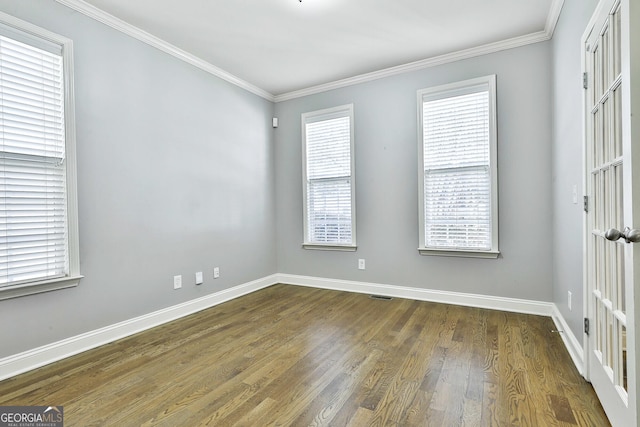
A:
<box><xmin>276</xmin><ymin>0</ymin><xmax>565</xmax><ymax>102</ymax></box>
<box><xmin>551</xmin><ymin>304</ymin><xmax>585</xmax><ymax>375</ymax></box>
<box><xmin>274</xmin><ymin>30</ymin><xmax>552</xmax><ymax>102</ymax></box>
<box><xmin>545</xmin><ymin>0</ymin><xmax>566</xmax><ymax>38</ymax></box>
<box><xmin>0</xmin><ymin>274</ymin><xmax>278</xmax><ymax>381</ymax></box>
<box><xmin>277</xmin><ymin>273</ymin><xmax>554</xmax><ymax>316</ymax></box>
<box><xmin>54</xmin><ymin>0</ymin><xmax>275</xmax><ymax>102</ymax></box>
<box><xmin>55</xmin><ymin>0</ymin><xmax>564</xmax><ymax>104</ymax></box>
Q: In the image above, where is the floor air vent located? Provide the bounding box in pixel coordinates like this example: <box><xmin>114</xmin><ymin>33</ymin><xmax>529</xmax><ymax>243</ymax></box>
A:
<box><xmin>369</xmin><ymin>295</ymin><xmax>393</xmax><ymax>301</ymax></box>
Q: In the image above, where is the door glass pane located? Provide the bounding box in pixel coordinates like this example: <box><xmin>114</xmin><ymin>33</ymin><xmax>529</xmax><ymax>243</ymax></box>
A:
<box><xmin>594</xmin><ymin>107</ymin><xmax>602</xmax><ymax>167</ymax></box>
<box><xmin>596</xmin><ymin>300</ymin><xmax>603</xmax><ymax>354</ymax></box>
<box><xmin>600</xmin><ymin>239</ymin><xmax>606</xmax><ymax>295</ymax></box>
<box><xmin>604</xmin><ymin>239</ymin><xmax>612</xmax><ymax>301</ymax></box>
<box><xmin>619</xmin><ymin>323</ymin><xmax>628</xmax><ymax>392</ymax></box>
<box><xmin>606</xmin><ymin>311</ymin><xmax>614</xmax><ymax>370</ymax></box>
<box><xmin>617</xmin><ymin>242</ymin><xmax>626</xmax><ymax>314</ymax></box>
<box><xmin>614</xmin><ymin>164</ymin><xmax>623</xmax><ymax>230</ymax></box>
<box><xmin>603</xmin><ymin>96</ymin><xmax>611</xmax><ymax>162</ymax></box>
<box><xmin>613</xmin><ymin>7</ymin><xmax>622</xmax><ymax>77</ymax></box>
<box><xmin>599</xmin><ymin>239</ymin><xmax>606</xmax><ymax>295</ymax></box>
<box><xmin>602</xmin><ymin>28</ymin><xmax>610</xmax><ymax>91</ymax></box>
<box><xmin>613</xmin><ymin>85</ymin><xmax>623</xmax><ymax>158</ymax></box>
<box><xmin>611</xmin><ymin>241</ymin><xmax>619</xmax><ymax>307</ymax></box>
<box><xmin>593</xmin><ymin>172</ymin><xmax>600</xmax><ymax>230</ymax></box>
<box><xmin>594</xmin><ymin>45</ymin><xmax>601</xmax><ymax>103</ymax></box>
<box><xmin>603</xmin><ymin>168</ymin><xmax>610</xmax><ymax>228</ymax></box>
<box><xmin>594</xmin><ymin>235</ymin><xmax>601</xmax><ymax>293</ymax></box>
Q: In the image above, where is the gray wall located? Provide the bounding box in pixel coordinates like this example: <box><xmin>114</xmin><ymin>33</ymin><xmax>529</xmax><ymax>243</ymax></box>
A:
<box><xmin>0</xmin><ymin>0</ymin><xmax>598</xmax><ymax>361</ymax></box>
<box><xmin>0</xmin><ymin>0</ymin><xmax>276</xmax><ymax>358</ymax></box>
<box><xmin>275</xmin><ymin>43</ymin><xmax>554</xmax><ymax>301</ymax></box>
<box><xmin>550</xmin><ymin>0</ymin><xmax>599</xmax><ymax>340</ymax></box>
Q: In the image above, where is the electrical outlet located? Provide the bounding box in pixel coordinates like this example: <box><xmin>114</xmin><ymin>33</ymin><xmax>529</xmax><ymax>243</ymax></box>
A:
<box><xmin>195</xmin><ymin>271</ymin><xmax>203</xmax><ymax>285</ymax></box>
<box><xmin>568</xmin><ymin>291</ymin><xmax>572</xmax><ymax>311</ymax></box>
<box><xmin>173</xmin><ymin>275</ymin><xmax>182</xmax><ymax>289</ymax></box>
<box><xmin>214</xmin><ymin>267</ymin><xmax>220</xmax><ymax>279</ymax></box>
<box><xmin>358</xmin><ymin>259</ymin><xmax>365</xmax><ymax>270</ymax></box>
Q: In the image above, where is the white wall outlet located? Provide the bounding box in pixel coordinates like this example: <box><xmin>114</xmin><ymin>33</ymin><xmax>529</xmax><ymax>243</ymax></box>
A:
<box><xmin>195</xmin><ymin>271</ymin><xmax>203</xmax><ymax>285</ymax></box>
<box><xmin>358</xmin><ymin>259</ymin><xmax>365</xmax><ymax>270</ymax></box>
<box><xmin>568</xmin><ymin>291</ymin><xmax>572</xmax><ymax>311</ymax></box>
<box><xmin>572</xmin><ymin>184</ymin><xmax>578</xmax><ymax>204</ymax></box>
<box><xmin>173</xmin><ymin>275</ymin><xmax>182</xmax><ymax>289</ymax></box>
<box><xmin>214</xmin><ymin>267</ymin><xmax>220</xmax><ymax>279</ymax></box>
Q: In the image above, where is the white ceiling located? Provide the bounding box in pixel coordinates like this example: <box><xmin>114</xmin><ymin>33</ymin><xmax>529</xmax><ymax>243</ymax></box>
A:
<box><xmin>75</xmin><ymin>0</ymin><xmax>560</xmax><ymax>98</ymax></box>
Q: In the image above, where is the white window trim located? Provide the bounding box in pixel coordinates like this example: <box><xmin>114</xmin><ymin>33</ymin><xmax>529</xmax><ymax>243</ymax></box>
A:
<box><xmin>0</xmin><ymin>12</ymin><xmax>82</xmax><ymax>300</ymax></box>
<box><xmin>301</xmin><ymin>104</ymin><xmax>357</xmax><ymax>251</ymax></box>
<box><xmin>417</xmin><ymin>75</ymin><xmax>499</xmax><ymax>259</ymax></box>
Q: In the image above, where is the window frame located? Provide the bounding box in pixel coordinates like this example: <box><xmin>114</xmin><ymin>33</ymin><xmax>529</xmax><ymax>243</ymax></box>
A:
<box><xmin>301</xmin><ymin>104</ymin><xmax>357</xmax><ymax>251</ymax></box>
<box><xmin>0</xmin><ymin>12</ymin><xmax>82</xmax><ymax>300</ymax></box>
<box><xmin>417</xmin><ymin>75</ymin><xmax>499</xmax><ymax>259</ymax></box>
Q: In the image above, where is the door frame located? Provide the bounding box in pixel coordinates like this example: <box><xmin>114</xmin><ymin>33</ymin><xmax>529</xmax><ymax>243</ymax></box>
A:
<box><xmin>581</xmin><ymin>0</ymin><xmax>609</xmax><ymax>386</ymax></box>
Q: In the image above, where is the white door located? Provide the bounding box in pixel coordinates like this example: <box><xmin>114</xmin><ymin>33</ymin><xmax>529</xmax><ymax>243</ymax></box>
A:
<box><xmin>584</xmin><ymin>0</ymin><xmax>640</xmax><ymax>425</ymax></box>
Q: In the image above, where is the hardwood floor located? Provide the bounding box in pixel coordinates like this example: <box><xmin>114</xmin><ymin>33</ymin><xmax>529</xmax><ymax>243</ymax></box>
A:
<box><xmin>0</xmin><ymin>284</ymin><xmax>610</xmax><ymax>426</ymax></box>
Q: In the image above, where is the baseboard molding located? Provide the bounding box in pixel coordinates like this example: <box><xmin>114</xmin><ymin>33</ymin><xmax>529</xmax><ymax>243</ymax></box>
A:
<box><xmin>0</xmin><ymin>274</ymin><xmax>278</xmax><ymax>382</ymax></box>
<box><xmin>276</xmin><ymin>273</ymin><xmax>554</xmax><ymax>316</ymax></box>
<box><xmin>2</xmin><ymin>273</ymin><xmax>583</xmax><ymax>382</ymax></box>
<box><xmin>551</xmin><ymin>304</ymin><xmax>585</xmax><ymax>375</ymax></box>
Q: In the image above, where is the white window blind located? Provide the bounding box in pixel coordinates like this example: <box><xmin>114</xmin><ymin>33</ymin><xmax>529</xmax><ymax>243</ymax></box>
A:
<box><xmin>302</xmin><ymin>105</ymin><xmax>356</xmax><ymax>249</ymax></box>
<box><xmin>0</xmin><ymin>32</ymin><xmax>69</xmax><ymax>286</ymax></box>
<box><xmin>418</xmin><ymin>76</ymin><xmax>498</xmax><ymax>257</ymax></box>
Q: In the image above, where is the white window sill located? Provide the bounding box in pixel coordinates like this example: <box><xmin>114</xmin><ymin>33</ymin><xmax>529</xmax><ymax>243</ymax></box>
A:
<box><xmin>418</xmin><ymin>248</ymin><xmax>500</xmax><ymax>259</ymax></box>
<box><xmin>303</xmin><ymin>243</ymin><xmax>357</xmax><ymax>252</ymax></box>
<box><xmin>0</xmin><ymin>275</ymin><xmax>83</xmax><ymax>301</ymax></box>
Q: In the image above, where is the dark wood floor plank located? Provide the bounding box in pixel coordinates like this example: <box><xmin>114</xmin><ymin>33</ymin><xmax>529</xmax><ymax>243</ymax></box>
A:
<box><xmin>0</xmin><ymin>284</ymin><xmax>610</xmax><ymax>426</ymax></box>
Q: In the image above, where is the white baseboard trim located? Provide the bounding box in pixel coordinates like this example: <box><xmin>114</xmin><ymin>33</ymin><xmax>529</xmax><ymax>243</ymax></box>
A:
<box><xmin>2</xmin><ymin>273</ymin><xmax>583</xmax><ymax>383</ymax></box>
<box><xmin>0</xmin><ymin>274</ymin><xmax>278</xmax><ymax>382</ymax></box>
<box><xmin>276</xmin><ymin>274</ymin><xmax>554</xmax><ymax>316</ymax></box>
<box><xmin>551</xmin><ymin>304</ymin><xmax>585</xmax><ymax>375</ymax></box>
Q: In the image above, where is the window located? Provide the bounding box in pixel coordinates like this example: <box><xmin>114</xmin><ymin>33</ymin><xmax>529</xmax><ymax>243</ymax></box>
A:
<box><xmin>302</xmin><ymin>104</ymin><xmax>356</xmax><ymax>251</ymax></box>
<box><xmin>417</xmin><ymin>75</ymin><xmax>499</xmax><ymax>258</ymax></box>
<box><xmin>0</xmin><ymin>12</ymin><xmax>81</xmax><ymax>300</ymax></box>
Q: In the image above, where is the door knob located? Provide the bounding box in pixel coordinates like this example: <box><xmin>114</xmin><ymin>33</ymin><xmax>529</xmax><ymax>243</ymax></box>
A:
<box><xmin>605</xmin><ymin>227</ymin><xmax>640</xmax><ymax>243</ymax></box>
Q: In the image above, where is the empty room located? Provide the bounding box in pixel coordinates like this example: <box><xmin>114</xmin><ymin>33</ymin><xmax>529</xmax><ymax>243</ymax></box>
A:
<box><xmin>0</xmin><ymin>0</ymin><xmax>638</xmax><ymax>425</ymax></box>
